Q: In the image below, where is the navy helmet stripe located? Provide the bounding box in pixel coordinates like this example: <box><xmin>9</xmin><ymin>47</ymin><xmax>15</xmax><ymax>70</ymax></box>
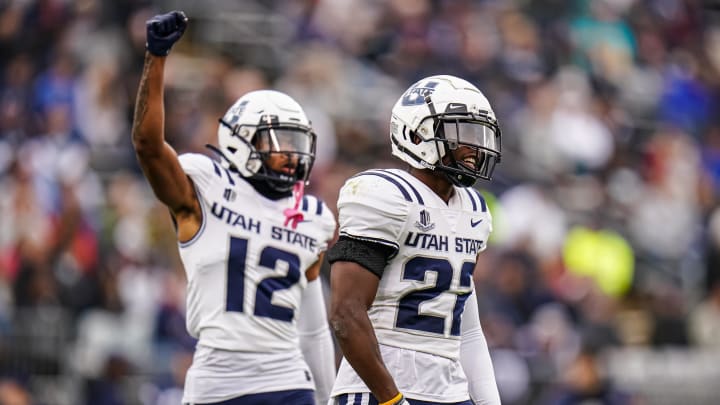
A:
<box><xmin>354</xmin><ymin>172</ymin><xmax>413</xmax><ymax>202</ymax></box>
<box><xmin>376</xmin><ymin>169</ymin><xmax>424</xmax><ymax>206</ymax></box>
<box><xmin>464</xmin><ymin>188</ymin><xmax>478</xmax><ymax>212</ymax></box>
<box><xmin>471</xmin><ymin>188</ymin><xmax>487</xmax><ymax>212</ymax></box>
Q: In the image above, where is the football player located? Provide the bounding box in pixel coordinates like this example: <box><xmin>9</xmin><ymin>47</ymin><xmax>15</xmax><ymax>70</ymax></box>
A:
<box><xmin>327</xmin><ymin>75</ymin><xmax>502</xmax><ymax>405</ymax></box>
<box><xmin>131</xmin><ymin>11</ymin><xmax>336</xmax><ymax>405</ymax></box>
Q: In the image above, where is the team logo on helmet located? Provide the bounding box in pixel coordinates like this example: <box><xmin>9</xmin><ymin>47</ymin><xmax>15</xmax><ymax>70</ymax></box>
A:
<box><xmin>400</xmin><ymin>81</ymin><xmax>439</xmax><ymax>106</ymax></box>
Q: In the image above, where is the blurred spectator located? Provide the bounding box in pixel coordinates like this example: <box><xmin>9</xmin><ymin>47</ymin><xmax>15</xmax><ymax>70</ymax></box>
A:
<box><xmin>570</xmin><ymin>0</ymin><xmax>636</xmax><ymax>84</ymax></box>
<box><xmin>689</xmin><ymin>208</ymin><xmax>720</xmax><ymax>347</ymax></box>
<box><xmin>537</xmin><ymin>347</ymin><xmax>634</xmax><ymax>405</ymax></box>
<box><xmin>484</xmin><ymin>250</ymin><xmax>554</xmax><ymax>327</ymax></box>
<box><xmin>0</xmin><ymin>378</ymin><xmax>33</xmax><ymax>405</ymax></box>
<box><xmin>140</xmin><ymin>349</ymin><xmax>192</xmax><ymax>405</ymax></box>
<box><xmin>689</xmin><ymin>277</ymin><xmax>720</xmax><ymax>347</ymax></box>
<box><xmin>84</xmin><ymin>354</ymin><xmax>131</xmax><ymax>405</ymax></box>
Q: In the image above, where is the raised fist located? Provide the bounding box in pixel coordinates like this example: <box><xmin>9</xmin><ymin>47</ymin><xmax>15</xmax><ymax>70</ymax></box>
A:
<box><xmin>146</xmin><ymin>10</ymin><xmax>188</xmax><ymax>56</ymax></box>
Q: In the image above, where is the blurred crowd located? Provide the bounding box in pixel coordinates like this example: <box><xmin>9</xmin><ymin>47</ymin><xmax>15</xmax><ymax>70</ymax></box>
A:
<box><xmin>1</xmin><ymin>0</ymin><xmax>720</xmax><ymax>404</ymax></box>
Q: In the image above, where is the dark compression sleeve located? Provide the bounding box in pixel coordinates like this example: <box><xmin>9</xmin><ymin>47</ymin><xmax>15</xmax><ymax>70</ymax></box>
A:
<box><xmin>327</xmin><ymin>236</ymin><xmax>397</xmax><ymax>278</ymax></box>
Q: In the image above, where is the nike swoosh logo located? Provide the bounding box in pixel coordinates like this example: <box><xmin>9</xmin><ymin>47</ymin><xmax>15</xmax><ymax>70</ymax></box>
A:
<box><xmin>470</xmin><ymin>219</ymin><xmax>483</xmax><ymax>227</ymax></box>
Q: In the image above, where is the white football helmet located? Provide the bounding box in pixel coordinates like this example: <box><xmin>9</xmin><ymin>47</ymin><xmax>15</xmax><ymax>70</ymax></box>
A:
<box><xmin>215</xmin><ymin>90</ymin><xmax>316</xmax><ymax>193</ymax></box>
<box><xmin>390</xmin><ymin>75</ymin><xmax>501</xmax><ymax>187</ymax></box>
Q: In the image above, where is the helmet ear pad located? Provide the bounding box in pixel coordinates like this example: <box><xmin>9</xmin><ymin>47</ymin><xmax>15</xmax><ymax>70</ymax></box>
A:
<box><xmin>217</xmin><ymin>121</ymin><xmax>262</xmax><ymax>177</ymax></box>
<box><xmin>410</xmin><ymin>131</ymin><xmax>422</xmax><ymax>145</ymax></box>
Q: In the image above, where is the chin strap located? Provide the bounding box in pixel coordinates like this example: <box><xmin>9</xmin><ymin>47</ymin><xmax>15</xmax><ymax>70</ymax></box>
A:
<box><xmin>283</xmin><ymin>181</ymin><xmax>305</xmax><ymax>230</ymax></box>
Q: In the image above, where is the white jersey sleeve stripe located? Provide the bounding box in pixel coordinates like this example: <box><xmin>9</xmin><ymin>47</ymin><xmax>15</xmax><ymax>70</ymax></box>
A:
<box><xmin>352</xmin><ymin>172</ymin><xmax>414</xmax><ymax>203</ymax></box>
<box><xmin>210</xmin><ymin>160</ymin><xmax>237</xmax><ymax>186</ymax></box>
<box><xmin>301</xmin><ymin>195</ymin><xmax>310</xmax><ymax>212</ymax></box>
<box><xmin>223</xmin><ymin>168</ymin><xmax>236</xmax><ymax>185</ymax></box>
<box><xmin>374</xmin><ymin>169</ymin><xmax>425</xmax><ymax>205</ymax></box>
<box><xmin>470</xmin><ymin>188</ymin><xmax>487</xmax><ymax>212</ymax></box>
<box><xmin>300</xmin><ymin>194</ymin><xmax>328</xmax><ymax>218</ymax></box>
<box><xmin>302</xmin><ymin>195</ymin><xmax>319</xmax><ymax>215</ymax></box>
<box><xmin>465</xmin><ymin>187</ymin><xmax>477</xmax><ymax>212</ymax></box>
<box><xmin>211</xmin><ymin>161</ymin><xmax>223</xmax><ymax>177</ymax></box>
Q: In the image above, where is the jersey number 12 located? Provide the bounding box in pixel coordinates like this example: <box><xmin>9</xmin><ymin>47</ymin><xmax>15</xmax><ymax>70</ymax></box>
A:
<box><xmin>225</xmin><ymin>237</ymin><xmax>301</xmax><ymax>322</ymax></box>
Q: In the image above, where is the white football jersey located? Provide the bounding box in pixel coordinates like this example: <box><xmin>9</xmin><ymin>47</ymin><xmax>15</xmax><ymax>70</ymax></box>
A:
<box><xmin>331</xmin><ymin>168</ymin><xmax>492</xmax><ymax>401</ymax></box>
<box><xmin>177</xmin><ymin>153</ymin><xmax>336</xmax><ymax>352</ymax></box>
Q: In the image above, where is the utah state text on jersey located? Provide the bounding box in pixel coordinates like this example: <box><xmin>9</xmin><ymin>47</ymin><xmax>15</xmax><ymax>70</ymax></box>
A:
<box><xmin>404</xmin><ymin>231</ymin><xmax>484</xmax><ymax>255</ymax></box>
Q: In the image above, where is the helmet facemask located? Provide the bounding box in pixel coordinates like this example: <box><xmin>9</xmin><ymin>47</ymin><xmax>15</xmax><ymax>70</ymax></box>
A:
<box><xmin>419</xmin><ymin>99</ymin><xmax>501</xmax><ymax>187</ymax></box>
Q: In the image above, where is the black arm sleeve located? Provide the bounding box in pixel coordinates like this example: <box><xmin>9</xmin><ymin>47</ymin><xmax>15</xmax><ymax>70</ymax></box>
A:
<box><xmin>326</xmin><ymin>236</ymin><xmax>397</xmax><ymax>278</ymax></box>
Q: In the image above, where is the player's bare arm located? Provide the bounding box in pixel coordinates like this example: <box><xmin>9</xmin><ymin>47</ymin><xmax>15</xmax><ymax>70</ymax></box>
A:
<box><xmin>329</xmin><ymin>261</ymin><xmax>401</xmax><ymax>403</ymax></box>
<box><xmin>305</xmin><ymin>252</ymin><xmax>325</xmax><ymax>281</ymax></box>
<box><xmin>131</xmin><ymin>11</ymin><xmax>200</xmax><ymax>241</ymax></box>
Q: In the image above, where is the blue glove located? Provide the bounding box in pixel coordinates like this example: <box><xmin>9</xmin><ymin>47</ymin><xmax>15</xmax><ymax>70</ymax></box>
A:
<box><xmin>146</xmin><ymin>10</ymin><xmax>188</xmax><ymax>56</ymax></box>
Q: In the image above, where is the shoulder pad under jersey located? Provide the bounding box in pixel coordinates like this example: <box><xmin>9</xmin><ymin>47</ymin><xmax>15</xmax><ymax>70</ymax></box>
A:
<box><xmin>178</xmin><ymin>153</ymin><xmax>240</xmax><ymax>195</ymax></box>
<box><xmin>336</xmin><ymin>169</ymin><xmax>421</xmax><ymax>250</ymax></box>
